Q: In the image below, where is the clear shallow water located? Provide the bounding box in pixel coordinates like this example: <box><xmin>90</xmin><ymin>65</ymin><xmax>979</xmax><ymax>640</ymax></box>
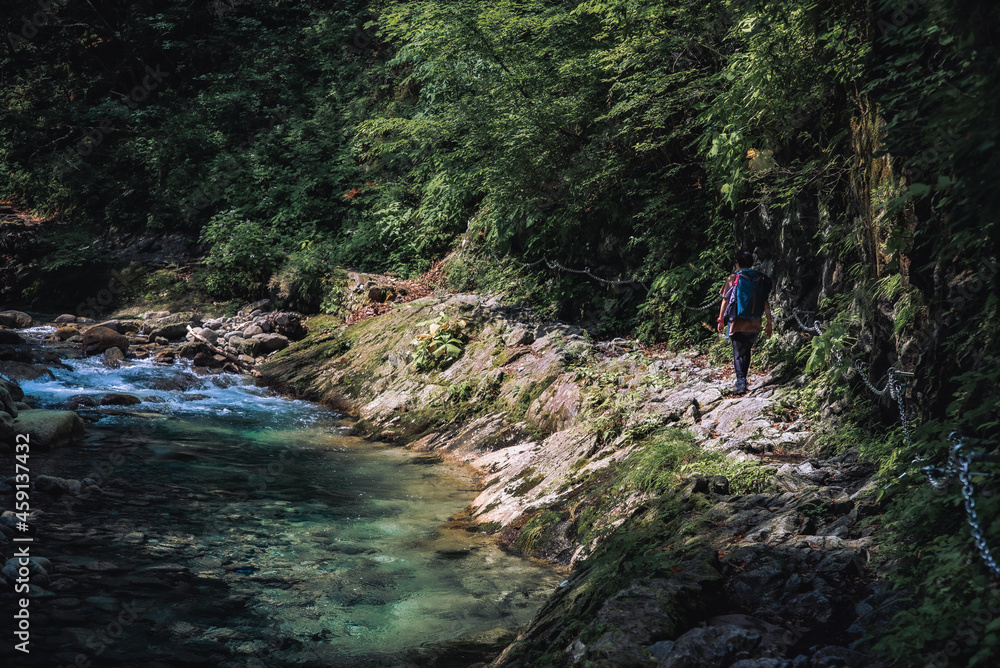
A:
<box><xmin>11</xmin><ymin>330</ymin><xmax>560</xmax><ymax>666</ymax></box>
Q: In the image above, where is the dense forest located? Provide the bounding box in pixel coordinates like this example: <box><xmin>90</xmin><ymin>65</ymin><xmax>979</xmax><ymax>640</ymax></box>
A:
<box><xmin>2</xmin><ymin>0</ymin><xmax>999</xmax><ymax>664</ymax></box>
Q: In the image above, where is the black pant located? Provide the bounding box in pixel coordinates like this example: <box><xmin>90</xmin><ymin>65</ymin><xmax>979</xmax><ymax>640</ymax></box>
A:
<box><xmin>730</xmin><ymin>332</ymin><xmax>759</xmax><ymax>381</ymax></box>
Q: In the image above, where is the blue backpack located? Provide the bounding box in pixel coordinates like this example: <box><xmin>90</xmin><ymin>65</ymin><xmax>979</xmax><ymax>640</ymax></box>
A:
<box><xmin>726</xmin><ymin>268</ymin><xmax>771</xmax><ymax>320</ymax></box>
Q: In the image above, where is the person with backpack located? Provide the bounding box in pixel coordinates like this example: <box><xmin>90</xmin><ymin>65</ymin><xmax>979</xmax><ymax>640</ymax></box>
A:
<box><xmin>716</xmin><ymin>250</ymin><xmax>773</xmax><ymax>395</ymax></box>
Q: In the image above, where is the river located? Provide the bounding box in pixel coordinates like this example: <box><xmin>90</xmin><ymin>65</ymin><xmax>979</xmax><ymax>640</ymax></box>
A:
<box><xmin>3</xmin><ymin>325</ymin><xmax>560</xmax><ymax>667</ymax></box>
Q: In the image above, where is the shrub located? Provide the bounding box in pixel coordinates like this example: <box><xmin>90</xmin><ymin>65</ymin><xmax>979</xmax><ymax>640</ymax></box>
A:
<box><xmin>200</xmin><ymin>210</ymin><xmax>283</xmax><ymax>299</ymax></box>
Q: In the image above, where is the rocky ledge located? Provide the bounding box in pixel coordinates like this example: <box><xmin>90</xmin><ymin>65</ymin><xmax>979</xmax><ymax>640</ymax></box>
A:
<box><xmin>256</xmin><ymin>287</ymin><xmax>891</xmax><ymax>667</ymax></box>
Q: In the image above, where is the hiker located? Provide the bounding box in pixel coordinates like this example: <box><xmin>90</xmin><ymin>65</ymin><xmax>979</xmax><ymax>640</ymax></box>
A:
<box><xmin>716</xmin><ymin>250</ymin><xmax>773</xmax><ymax>395</ymax></box>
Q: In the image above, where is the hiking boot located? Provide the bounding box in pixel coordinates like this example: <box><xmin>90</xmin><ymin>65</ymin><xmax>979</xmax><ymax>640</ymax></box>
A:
<box><xmin>734</xmin><ymin>378</ymin><xmax>747</xmax><ymax>395</ymax></box>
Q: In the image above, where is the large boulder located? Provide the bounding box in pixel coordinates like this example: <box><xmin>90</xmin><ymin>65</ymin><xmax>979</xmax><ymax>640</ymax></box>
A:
<box><xmin>0</xmin><ymin>411</ymin><xmax>15</xmax><ymax>444</ymax></box>
<box><xmin>251</xmin><ymin>333</ymin><xmax>289</xmax><ymax>355</ymax></box>
<box><xmin>9</xmin><ymin>410</ymin><xmax>86</xmax><ymax>450</ymax></box>
<box><xmin>0</xmin><ymin>361</ymin><xmax>54</xmax><ymax>381</ymax></box>
<box><xmin>0</xmin><ymin>383</ymin><xmax>20</xmax><ymax>418</ymax></box>
<box><xmin>100</xmin><ymin>393</ymin><xmax>142</xmax><ymax>406</ymax></box>
<box><xmin>145</xmin><ymin>312</ymin><xmax>202</xmax><ymax>341</ymax></box>
<box><xmin>0</xmin><ymin>330</ymin><xmax>25</xmax><ymax>345</ymax></box>
<box><xmin>97</xmin><ymin>320</ymin><xmax>139</xmax><ymax>335</ymax></box>
<box><xmin>0</xmin><ymin>311</ymin><xmax>32</xmax><ymax>329</ymax></box>
<box><xmin>0</xmin><ymin>378</ymin><xmax>23</xmax><ymax>402</ymax></box>
<box><xmin>54</xmin><ymin>326</ymin><xmax>80</xmax><ymax>341</ymax></box>
<box><xmin>81</xmin><ymin>326</ymin><xmax>129</xmax><ymax>356</ymax></box>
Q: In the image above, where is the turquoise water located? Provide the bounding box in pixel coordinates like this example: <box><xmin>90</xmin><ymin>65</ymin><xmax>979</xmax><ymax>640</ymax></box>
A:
<box><xmin>10</xmin><ymin>331</ymin><xmax>559</xmax><ymax>667</ymax></box>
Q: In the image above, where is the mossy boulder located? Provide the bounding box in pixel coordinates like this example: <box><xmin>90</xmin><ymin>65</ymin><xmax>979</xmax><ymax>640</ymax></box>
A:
<box><xmin>0</xmin><ymin>310</ymin><xmax>32</xmax><ymax>329</ymax></box>
<box><xmin>9</xmin><ymin>409</ymin><xmax>86</xmax><ymax>450</ymax></box>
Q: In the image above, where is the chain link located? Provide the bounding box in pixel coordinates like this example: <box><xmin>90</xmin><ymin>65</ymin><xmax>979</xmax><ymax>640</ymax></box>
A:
<box><xmin>922</xmin><ymin>436</ymin><xmax>1000</xmax><ymax>577</ymax></box>
<box><xmin>957</xmin><ymin>440</ymin><xmax>1000</xmax><ymax>578</ymax></box>
<box><xmin>792</xmin><ymin>309</ymin><xmax>824</xmax><ymax>335</ymax></box>
<box><xmin>850</xmin><ymin>360</ymin><xmax>894</xmax><ymax>397</ymax></box>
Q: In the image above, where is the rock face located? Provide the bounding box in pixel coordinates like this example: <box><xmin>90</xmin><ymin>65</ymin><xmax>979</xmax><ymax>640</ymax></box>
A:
<box><xmin>81</xmin><ymin>325</ymin><xmax>129</xmax><ymax>356</ymax></box>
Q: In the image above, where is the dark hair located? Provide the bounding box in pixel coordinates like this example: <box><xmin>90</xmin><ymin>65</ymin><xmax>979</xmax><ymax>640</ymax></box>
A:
<box><xmin>735</xmin><ymin>250</ymin><xmax>754</xmax><ymax>268</ymax></box>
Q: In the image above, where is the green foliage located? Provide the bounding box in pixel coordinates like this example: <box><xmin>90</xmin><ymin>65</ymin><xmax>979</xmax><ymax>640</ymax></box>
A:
<box><xmin>410</xmin><ymin>313</ymin><xmax>468</xmax><ymax>372</ymax></box>
<box><xmin>619</xmin><ymin>430</ymin><xmax>701</xmax><ymax>496</ymax></box>
<box><xmin>4</xmin><ymin>2</ymin><xmax>1000</xmax><ymax>660</ymax></box>
<box><xmin>200</xmin><ymin>210</ymin><xmax>283</xmax><ymax>299</ymax></box>
<box><xmin>679</xmin><ymin>452</ymin><xmax>775</xmax><ymax>495</ymax></box>
<box><xmin>270</xmin><ymin>237</ymin><xmax>341</xmax><ymax>313</ymax></box>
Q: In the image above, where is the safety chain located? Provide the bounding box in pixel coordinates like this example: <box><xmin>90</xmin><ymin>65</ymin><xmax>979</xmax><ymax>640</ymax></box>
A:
<box><xmin>682</xmin><ymin>294</ymin><xmax>722</xmax><ymax>311</ymax></box>
<box><xmin>791</xmin><ymin>310</ymin><xmax>915</xmax><ymax>447</ymax></box>
<box><xmin>923</xmin><ymin>436</ymin><xmax>1000</xmax><ymax>578</ymax></box>
<box><xmin>850</xmin><ymin>360</ymin><xmax>894</xmax><ymax>397</ymax></box>
<box><xmin>792</xmin><ymin>310</ymin><xmax>1000</xmax><ymax>576</ymax></box>
<box><xmin>489</xmin><ymin>250</ymin><xmax>722</xmax><ymax>310</ymax></box>
<box><xmin>791</xmin><ymin>309</ymin><xmax>824</xmax><ymax>335</ymax></box>
<box><xmin>491</xmin><ymin>251</ymin><xmax>641</xmax><ymax>288</ymax></box>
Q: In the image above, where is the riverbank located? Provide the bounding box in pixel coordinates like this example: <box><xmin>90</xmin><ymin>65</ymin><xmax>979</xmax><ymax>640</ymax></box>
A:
<box><xmin>254</xmin><ymin>275</ymin><xmax>892</xmax><ymax>667</ymax></box>
<box><xmin>1</xmin><ymin>278</ymin><xmax>893</xmax><ymax>666</ymax></box>
<box><xmin>0</xmin><ymin>313</ymin><xmax>563</xmax><ymax>667</ymax></box>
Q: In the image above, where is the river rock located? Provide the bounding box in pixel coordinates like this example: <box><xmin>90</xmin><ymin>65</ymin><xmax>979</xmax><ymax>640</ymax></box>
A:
<box><xmin>0</xmin><ymin>346</ymin><xmax>30</xmax><ymax>362</ymax></box>
<box><xmin>97</xmin><ymin>320</ymin><xmax>129</xmax><ymax>334</ymax></box>
<box><xmin>54</xmin><ymin>326</ymin><xmax>79</xmax><ymax>341</ymax></box>
<box><xmin>192</xmin><ymin>352</ymin><xmax>224</xmax><ymax>368</ymax></box>
<box><xmin>0</xmin><ymin>329</ymin><xmax>25</xmax><ymax>345</ymax></box>
<box><xmin>244</xmin><ymin>299</ymin><xmax>271</xmax><ymax>314</ymax></box>
<box><xmin>34</xmin><ymin>474</ymin><xmax>83</xmax><ymax>495</ymax></box>
<box><xmin>145</xmin><ymin>312</ymin><xmax>203</xmax><ymax>340</ymax></box>
<box><xmin>251</xmin><ymin>333</ymin><xmax>289</xmax><ymax>354</ymax></box>
<box><xmin>153</xmin><ymin>351</ymin><xmax>175</xmax><ymax>364</ymax></box>
<box><xmin>273</xmin><ymin>312</ymin><xmax>306</xmax><ymax>339</ymax></box>
<box><xmin>54</xmin><ymin>314</ymin><xmax>77</xmax><ymax>325</ymax></box>
<box><xmin>148</xmin><ymin>323</ymin><xmax>194</xmax><ymax>340</ymax></box>
<box><xmin>0</xmin><ymin>361</ymin><xmax>54</xmax><ymax>381</ymax></box>
<box><xmin>0</xmin><ymin>382</ymin><xmax>20</xmax><ymax>417</ymax></box>
<box><xmin>2</xmin><ymin>557</ymin><xmax>50</xmax><ymax>587</ymax></box>
<box><xmin>81</xmin><ymin>325</ymin><xmax>129</xmax><ymax>356</ymax></box>
<box><xmin>191</xmin><ymin>327</ymin><xmax>219</xmax><ymax>344</ymax></box>
<box><xmin>179</xmin><ymin>342</ymin><xmax>209</xmax><ymax>359</ymax></box>
<box><xmin>67</xmin><ymin>394</ymin><xmax>98</xmax><ymax>409</ymax></box>
<box><xmin>11</xmin><ymin>410</ymin><xmax>86</xmax><ymax>449</ymax></box>
<box><xmin>0</xmin><ymin>310</ymin><xmax>32</xmax><ymax>329</ymax></box>
<box><xmin>659</xmin><ymin>624</ymin><xmax>773</xmax><ymax>667</ymax></box>
<box><xmin>0</xmin><ymin>412</ymin><xmax>15</xmax><ymax>445</ymax></box>
<box><xmin>1</xmin><ymin>378</ymin><xmax>24</xmax><ymax>403</ymax></box>
<box><xmin>102</xmin><ymin>347</ymin><xmax>125</xmax><ymax>368</ymax></box>
<box><xmin>101</xmin><ymin>393</ymin><xmax>142</xmax><ymax>406</ymax></box>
